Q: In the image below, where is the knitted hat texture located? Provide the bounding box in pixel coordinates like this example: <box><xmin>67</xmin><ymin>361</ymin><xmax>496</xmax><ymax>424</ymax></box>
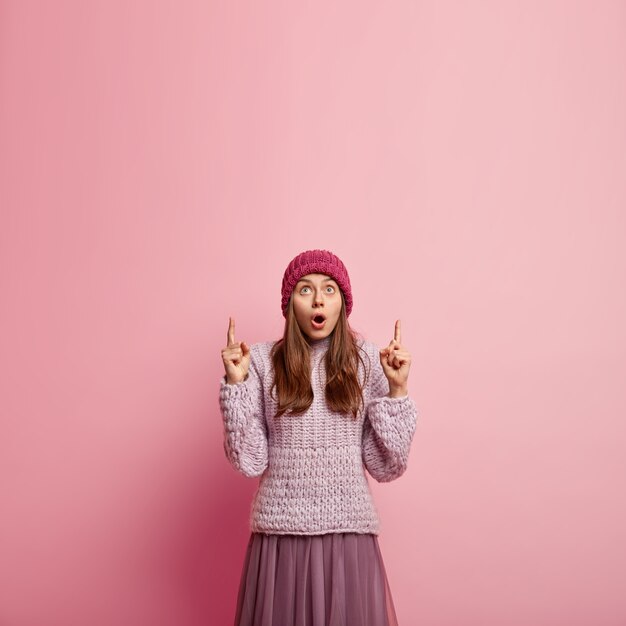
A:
<box><xmin>281</xmin><ymin>249</ymin><xmax>353</xmax><ymax>318</ymax></box>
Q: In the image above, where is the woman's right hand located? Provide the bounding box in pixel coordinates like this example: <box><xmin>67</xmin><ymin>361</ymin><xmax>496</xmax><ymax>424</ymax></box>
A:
<box><xmin>222</xmin><ymin>317</ymin><xmax>251</xmax><ymax>384</ymax></box>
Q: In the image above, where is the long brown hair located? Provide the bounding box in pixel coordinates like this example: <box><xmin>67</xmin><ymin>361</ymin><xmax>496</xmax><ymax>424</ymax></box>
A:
<box><xmin>269</xmin><ymin>291</ymin><xmax>369</xmax><ymax>419</ymax></box>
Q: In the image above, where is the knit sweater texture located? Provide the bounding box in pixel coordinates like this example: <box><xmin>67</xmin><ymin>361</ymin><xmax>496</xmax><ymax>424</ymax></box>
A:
<box><xmin>218</xmin><ymin>333</ymin><xmax>418</xmax><ymax>535</ymax></box>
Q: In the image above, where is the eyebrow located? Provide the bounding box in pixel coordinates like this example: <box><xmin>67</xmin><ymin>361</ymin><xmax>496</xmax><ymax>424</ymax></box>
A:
<box><xmin>297</xmin><ymin>278</ymin><xmax>336</xmax><ymax>285</ymax></box>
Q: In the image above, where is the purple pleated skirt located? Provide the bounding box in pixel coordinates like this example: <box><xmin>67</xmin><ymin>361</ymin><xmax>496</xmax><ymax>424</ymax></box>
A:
<box><xmin>233</xmin><ymin>531</ymin><xmax>399</xmax><ymax>626</ymax></box>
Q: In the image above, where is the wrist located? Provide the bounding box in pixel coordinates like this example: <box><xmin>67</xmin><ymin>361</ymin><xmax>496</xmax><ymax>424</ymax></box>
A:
<box><xmin>225</xmin><ymin>372</ymin><xmax>248</xmax><ymax>385</ymax></box>
<box><xmin>388</xmin><ymin>384</ymin><xmax>408</xmax><ymax>398</ymax></box>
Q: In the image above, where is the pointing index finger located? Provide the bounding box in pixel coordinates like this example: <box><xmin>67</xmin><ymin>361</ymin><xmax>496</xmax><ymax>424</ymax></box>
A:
<box><xmin>394</xmin><ymin>319</ymin><xmax>401</xmax><ymax>344</ymax></box>
<box><xmin>227</xmin><ymin>317</ymin><xmax>236</xmax><ymax>346</ymax></box>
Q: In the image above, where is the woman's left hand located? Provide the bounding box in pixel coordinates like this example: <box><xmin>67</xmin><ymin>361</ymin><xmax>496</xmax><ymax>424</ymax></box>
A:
<box><xmin>379</xmin><ymin>319</ymin><xmax>411</xmax><ymax>395</ymax></box>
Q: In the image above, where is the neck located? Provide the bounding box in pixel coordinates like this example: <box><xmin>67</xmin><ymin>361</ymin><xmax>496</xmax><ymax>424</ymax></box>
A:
<box><xmin>308</xmin><ymin>333</ymin><xmax>332</xmax><ymax>351</ymax></box>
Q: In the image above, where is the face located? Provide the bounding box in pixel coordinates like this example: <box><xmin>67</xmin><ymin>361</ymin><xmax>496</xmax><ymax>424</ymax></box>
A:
<box><xmin>291</xmin><ymin>273</ymin><xmax>343</xmax><ymax>340</ymax></box>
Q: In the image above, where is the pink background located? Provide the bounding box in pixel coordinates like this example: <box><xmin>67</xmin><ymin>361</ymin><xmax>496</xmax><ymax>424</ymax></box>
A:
<box><xmin>1</xmin><ymin>1</ymin><xmax>625</xmax><ymax>625</ymax></box>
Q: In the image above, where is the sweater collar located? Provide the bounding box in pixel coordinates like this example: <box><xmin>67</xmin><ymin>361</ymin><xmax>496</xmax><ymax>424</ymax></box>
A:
<box><xmin>308</xmin><ymin>333</ymin><xmax>332</xmax><ymax>352</ymax></box>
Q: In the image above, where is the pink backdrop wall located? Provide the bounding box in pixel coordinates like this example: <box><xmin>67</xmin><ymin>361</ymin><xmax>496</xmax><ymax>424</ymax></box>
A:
<box><xmin>1</xmin><ymin>1</ymin><xmax>625</xmax><ymax>624</ymax></box>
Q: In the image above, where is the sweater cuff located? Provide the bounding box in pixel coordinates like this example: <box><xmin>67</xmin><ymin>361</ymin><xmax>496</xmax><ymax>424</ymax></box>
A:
<box><xmin>367</xmin><ymin>395</ymin><xmax>417</xmax><ymax>445</ymax></box>
<box><xmin>219</xmin><ymin>376</ymin><xmax>256</xmax><ymax>432</ymax></box>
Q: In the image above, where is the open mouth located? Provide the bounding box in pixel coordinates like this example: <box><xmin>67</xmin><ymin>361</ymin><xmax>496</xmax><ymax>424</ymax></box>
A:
<box><xmin>311</xmin><ymin>314</ymin><xmax>327</xmax><ymax>328</ymax></box>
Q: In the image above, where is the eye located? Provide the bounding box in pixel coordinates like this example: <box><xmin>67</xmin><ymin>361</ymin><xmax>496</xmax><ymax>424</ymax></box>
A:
<box><xmin>299</xmin><ymin>285</ymin><xmax>336</xmax><ymax>295</ymax></box>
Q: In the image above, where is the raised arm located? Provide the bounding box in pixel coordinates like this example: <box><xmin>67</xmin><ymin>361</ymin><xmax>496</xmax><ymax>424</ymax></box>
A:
<box><xmin>219</xmin><ymin>319</ymin><xmax>268</xmax><ymax>477</ymax></box>
<box><xmin>362</xmin><ymin>333</ymin><xmax>418</xmax><ymax>482</ymax></box>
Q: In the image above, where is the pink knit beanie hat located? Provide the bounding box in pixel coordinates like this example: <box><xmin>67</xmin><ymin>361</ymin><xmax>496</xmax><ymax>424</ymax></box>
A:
<box><xmin>281</xmin><ymin>249</ymin><xmax>353</xmax><ymax>318</ymax></box>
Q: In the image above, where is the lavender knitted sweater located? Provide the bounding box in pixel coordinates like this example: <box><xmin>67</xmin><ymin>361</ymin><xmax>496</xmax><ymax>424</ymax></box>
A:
<box><xmin>218</xmin><ymin>333</ymin><xmax>418</xmax><ymax>535</ymax></box>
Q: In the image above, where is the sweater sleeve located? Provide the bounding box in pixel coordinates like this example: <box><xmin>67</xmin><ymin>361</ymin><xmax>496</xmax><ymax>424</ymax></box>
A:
<box><xmin>361</xmin><ymin>344</ymin><xmax>418</xmax><ymax>483</ymax></box>
<box><xmin>219</xmin><ymin>344</ymin><xmax>269</xmax><ymax>478</ymax></box>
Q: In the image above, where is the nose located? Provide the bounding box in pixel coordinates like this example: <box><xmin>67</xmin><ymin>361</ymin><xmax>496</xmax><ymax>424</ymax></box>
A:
<box><xmin>313</xmin><ymin>289</ymin><xmax>325</xmax><ymax>307</ymax></box>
